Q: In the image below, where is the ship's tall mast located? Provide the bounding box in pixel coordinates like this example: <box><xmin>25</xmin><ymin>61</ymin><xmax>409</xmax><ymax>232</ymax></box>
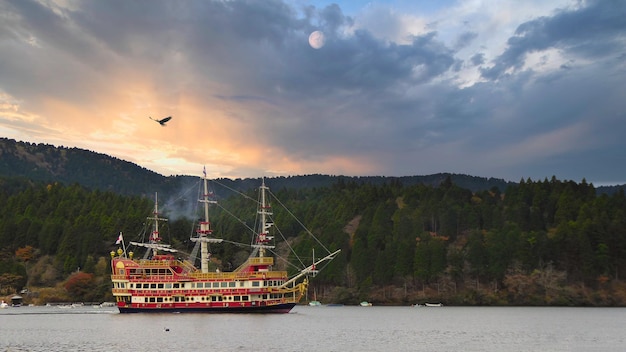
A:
<box><xmin>255</xmin><ymin>178</ymin><xmax>274</xmax><ymax>258</ymax></box>
<box><xmin>197</xmin><ymin>174</ymin><xmax>217</xmax><ymax>272</ymax></box>
<box><xmin>146</xmin><ymin>193</ymin><xmax>168</xmax><ymax>257</ymax></box>
<box><xmin>189</xmin><ymin>170</ymin><xmax>222</xmax><ymax>272</ymax></box>
<box><xmin>129</xmin><ymin>193</ymin><xmax>177</xmax><ymax>257</ymax></box>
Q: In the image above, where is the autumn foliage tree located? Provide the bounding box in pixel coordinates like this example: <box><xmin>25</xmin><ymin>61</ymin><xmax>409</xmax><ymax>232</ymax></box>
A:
<box><xmin>64</xmin><ymin>272</ymin><xmax>96</xmax><ymax>302</ymax></box>
<box><xmin>15</xmin><ymin>245</ymin><xmax>36</xmax><ymax>262</ymax></box>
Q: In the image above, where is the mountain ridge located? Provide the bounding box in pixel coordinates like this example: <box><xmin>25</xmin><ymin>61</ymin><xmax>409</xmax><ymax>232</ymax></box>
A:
<box><xmin>1</xmin><ymin>137</ymin><xmax>623</xmax><ymax>195</ymax></box>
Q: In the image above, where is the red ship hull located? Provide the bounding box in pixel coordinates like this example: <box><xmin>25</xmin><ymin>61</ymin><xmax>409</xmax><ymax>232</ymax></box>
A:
<box><xmin>117</xmin><ymin>302</ymin><xmax>296</xmax><ymax>314</ymax></box>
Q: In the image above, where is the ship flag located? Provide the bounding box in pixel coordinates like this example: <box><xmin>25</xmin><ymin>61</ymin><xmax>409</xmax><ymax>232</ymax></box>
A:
<box><xmin>115</xmin><ymin>232</ymin><xmax>124</xmax><ymax>245</ymax></box>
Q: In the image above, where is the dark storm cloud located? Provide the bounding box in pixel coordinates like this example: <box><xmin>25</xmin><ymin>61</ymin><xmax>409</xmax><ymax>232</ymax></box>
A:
<box><xmin>454</xmin><ymin>31</ymin><xmax>478</xmax><ymax>50</ymax></box>
<box><xmin>319</xmin><ymin>3</ymin><xmax>350</xmax><ymax>31</ymax></box>
<box><xmin>470</xmin><ymin>53</ymin><xmax>485</xmax><ymax>66</ymax></box>
<box><xmin>295</xmin><ymin>30</ymin><xmax>454</xmax><ymax>91</ymax></box>
<box><xmin>0</xmin><ymin>0</ymin><xmax>152</xmax><ymax>107</ymax></box>
<box><xmin>482</xmin><ymin>0</ymin><xmax>626</xmax><ymax>80</ymax></box>
<box><xmin>0</xmin><ymin>0</ymin><xmax>89</xmax><ymax>94</ymax></box>
<box><xmin>255</xmin><ymin>25</ymin><xmax>459</xmax><ymax>162</ymax></box>
<box><xmin>70</xmin><ymin>0</ymin><xmax>187</xmax><ymax>56</ymax></box>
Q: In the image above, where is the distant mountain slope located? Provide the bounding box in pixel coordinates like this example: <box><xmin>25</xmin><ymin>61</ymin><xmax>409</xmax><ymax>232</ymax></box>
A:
<box><xmin>256</xmin><ymin>174</ymin><xmax>515</xmax><ymax>193</ymax></box>
<box><xmin>4</xmin><ymin>137</ymin><xmax>620</xmax><ymax>195</ymax></box>
<box><xmin>0</xmin><ymin>138</ymin><xmax>167</xmax><ymax>195</ymax></box>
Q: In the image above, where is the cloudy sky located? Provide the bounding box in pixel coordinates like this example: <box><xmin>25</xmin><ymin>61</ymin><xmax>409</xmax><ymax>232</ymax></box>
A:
<box><xmin>1</xmin><ymin>0</ymin><xmax>625</xmax><ymax>184</ymax></box>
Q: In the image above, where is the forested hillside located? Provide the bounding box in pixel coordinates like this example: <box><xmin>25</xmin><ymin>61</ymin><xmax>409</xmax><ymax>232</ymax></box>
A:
<box><xmin>4</xmin><ymin>137</ymin><xmax>626</xmax><ymax>197</ymax></box>
<box><xmin>0</xmin><ymin>138</ymin><xmax>167</xmax><ymax>196</ymax></box>
<box><xmin>0</xmin><ymin>138</ymin><xmax>516</xmax><ymax>196</ymax></box>
<box><xmin>2</xmin><ymin>174</ymin><xmax>626</xmax><ymax>306</ymax></box>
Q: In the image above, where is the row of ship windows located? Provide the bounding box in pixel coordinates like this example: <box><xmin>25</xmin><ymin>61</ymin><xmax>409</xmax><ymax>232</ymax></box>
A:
<box><xmin>139</xmin><ymin>293</ymin><xmax>285</xmax><ymax>303</ymax></box>
<box><xmin>129</xmin><ymin>269</ymin><xmax>170</xmax><ymax>276</ymax></box>
<box><xmin>114</xmin><ymin>280</ymin><xmax>284</xmax><ymax>289</ymax></box>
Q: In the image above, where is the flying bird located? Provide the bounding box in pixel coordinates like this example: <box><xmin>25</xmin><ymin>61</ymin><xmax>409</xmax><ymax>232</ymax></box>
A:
<box><xmin>149</xmin><ymin>116</ymin><xmax>172</xmax><ymax>126</ymax></box>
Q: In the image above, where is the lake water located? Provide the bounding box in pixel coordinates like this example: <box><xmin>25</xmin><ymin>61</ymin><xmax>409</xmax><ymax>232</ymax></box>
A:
<box><xmin>1</xmin><ymin>305</ymin><xmax>625</xmax><ymax>351</ymax></box>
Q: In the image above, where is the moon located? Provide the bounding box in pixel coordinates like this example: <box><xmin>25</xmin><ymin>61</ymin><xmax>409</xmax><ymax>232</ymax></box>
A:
<box><xmin>308</xmin><ymin>31</ymin><xmax>325</xmax><ymax>49</ymax></box>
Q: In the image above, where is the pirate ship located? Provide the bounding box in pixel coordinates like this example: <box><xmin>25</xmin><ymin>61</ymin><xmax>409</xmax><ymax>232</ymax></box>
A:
<box><xmin>110</xmin><ymin>174</ymin><xmax>340</xmax><ymax>313</ymax></box>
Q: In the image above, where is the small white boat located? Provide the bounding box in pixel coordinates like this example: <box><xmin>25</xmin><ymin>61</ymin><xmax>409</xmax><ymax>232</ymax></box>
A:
<box><xmin>308</xmin><ymin>287</ymin><xmax>321</xmax><ymax>306</ymax></box>
<box><xmin>0</xmin><ymin>300</ymin><xmax>8</xmax><ymax>309</ymax></box>
<box><xmin>424</xmin><ymin>303</ymin><xmax>443</xmax><ymax>307</ymax></box>
<box><xmin>360</xmin><ymin>301</ymin><xmax>372</xmax><ymax>307</ymax></box>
